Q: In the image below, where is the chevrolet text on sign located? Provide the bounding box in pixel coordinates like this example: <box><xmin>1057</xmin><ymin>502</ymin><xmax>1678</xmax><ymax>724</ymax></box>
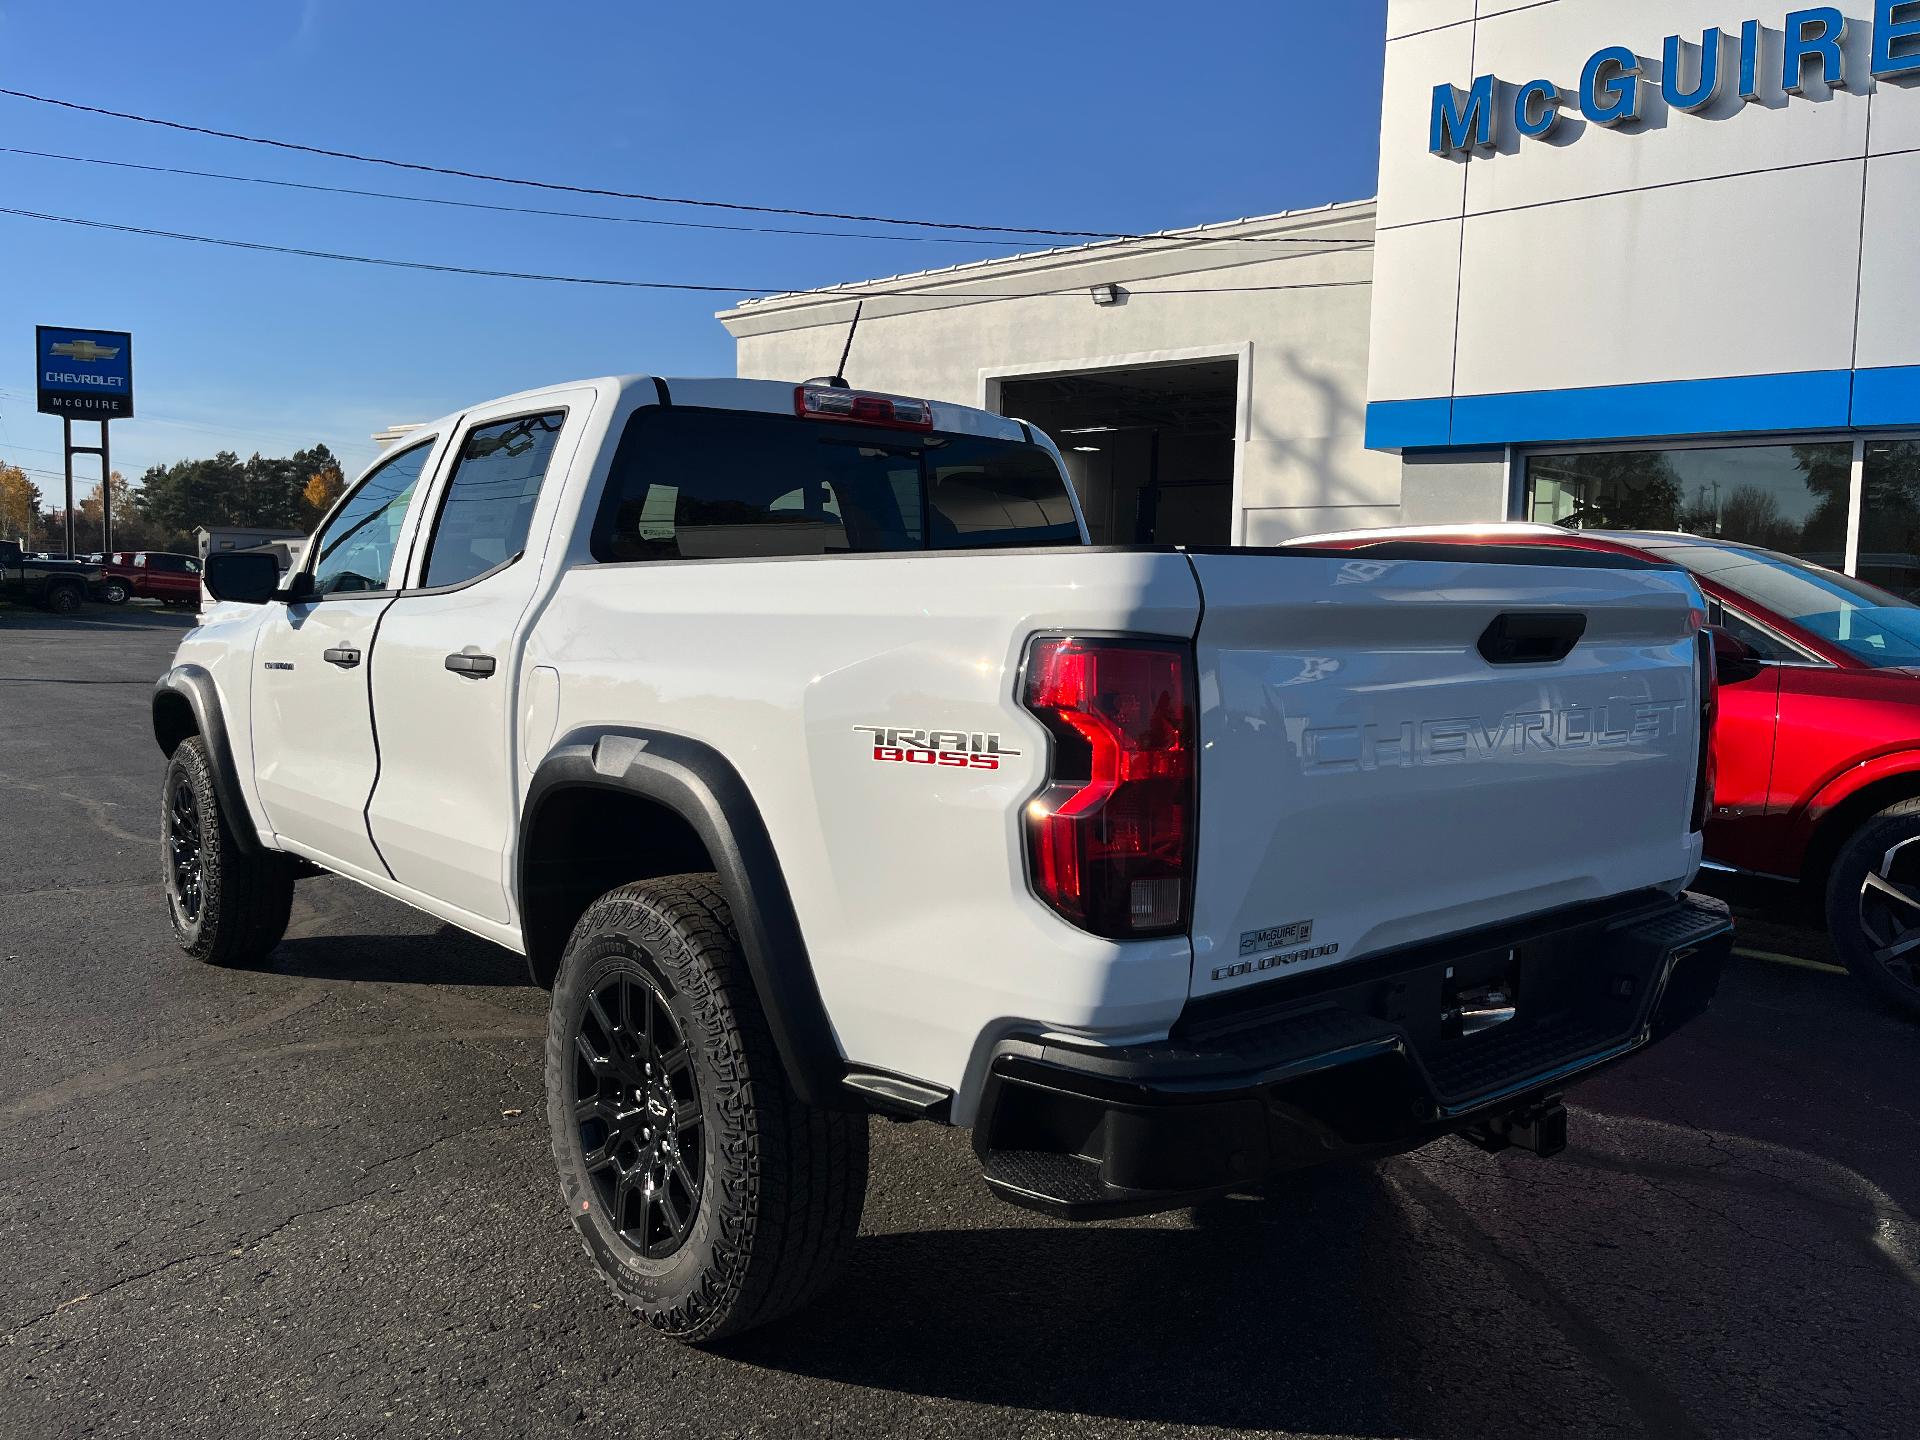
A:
<box><xmin>36</xmin><ymin>326</ymin><xmax>133</xmax><ymax>419</ymax></box>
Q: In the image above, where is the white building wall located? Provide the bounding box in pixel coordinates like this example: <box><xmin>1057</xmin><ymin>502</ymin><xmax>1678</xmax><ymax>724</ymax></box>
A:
<box><xmin>719</xmin><ymin>203</ymin><xmax>1399</xmax><ymax>543</ymax></box>
<box><xmin>1370</xmin><ymin>0</ymin><xmax>1920</xmax><ymax>456</ymax></box>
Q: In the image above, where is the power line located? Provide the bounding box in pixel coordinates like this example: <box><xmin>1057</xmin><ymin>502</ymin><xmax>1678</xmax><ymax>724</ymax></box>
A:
<box><xmin>0</xmin><ymin>146</ymin><xmax>1374</xmax><ymax>254</ymax></box>
<box><xmin>0</xmin><ymin>204</ymin><xmax>1376</xmax><ymax>301</ymax></box>
<box><xmin>0</xmin><ymin>88</ymin><xmax>1367</xmax><ymax>248</ymax></box>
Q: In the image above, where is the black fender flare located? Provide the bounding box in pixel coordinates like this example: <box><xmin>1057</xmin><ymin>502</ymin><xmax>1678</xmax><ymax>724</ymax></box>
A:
<box><xmin>152</xmin><ymin>665</ymin><xmax>261</xmax><ymax>854</ymax></box>
<box><xmin>518</xmin><ymin>727</ymin><xmax>846</xmax><ymax>1110</ymax></box>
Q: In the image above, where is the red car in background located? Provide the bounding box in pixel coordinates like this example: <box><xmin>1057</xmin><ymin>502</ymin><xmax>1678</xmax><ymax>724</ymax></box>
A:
<box><xmin>1293</xmin><ymin>523</ymin><xmax>1920</xmax><ymax>1018</ymax></box>
<box><xmin>100</xmin><ymin>550</ymin><xmax>202</xmax><ymax>608</ymax></box>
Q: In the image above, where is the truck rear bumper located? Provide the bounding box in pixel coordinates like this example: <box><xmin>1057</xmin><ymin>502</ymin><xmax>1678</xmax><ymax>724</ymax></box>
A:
<box><xmin>972</xmin><ymin>890</ymin><xmax>1731</xmax><ymax>1220</ymax></box>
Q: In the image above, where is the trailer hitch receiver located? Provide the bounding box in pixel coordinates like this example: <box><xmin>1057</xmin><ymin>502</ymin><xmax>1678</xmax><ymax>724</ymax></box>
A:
<box><xmin>1463</xmin><ymin>1096</ymin><xmax>1568</xmax><ymax>1158</ymax></box>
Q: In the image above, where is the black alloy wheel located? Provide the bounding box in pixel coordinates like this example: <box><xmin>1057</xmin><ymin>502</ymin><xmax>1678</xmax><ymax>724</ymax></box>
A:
<box><xmin>1857</xmin><ymin>834</ymin><xmax>1920</xmax><ymax>1005</ymax></box>
<box><xmin>571</xmin><ymin>968</ymin><xmax>705</xmax><ymax>1260</ymax></box>
<box><xmin>166</xmin><ymin>776</ymin><xmax>204</xmax><ymax>926</ymax></box>
<box><xmin>547</xmin><ymin>876</ymin><xmax>869</xmax><ymax>1340</ymax></box>
<box><xmin>158</xmin><ymin>735</ymin><xmax>295</xmax><ymax>966</ymax></box>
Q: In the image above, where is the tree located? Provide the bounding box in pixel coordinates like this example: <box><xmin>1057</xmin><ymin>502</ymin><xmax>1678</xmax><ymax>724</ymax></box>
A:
<box><xmin>134</xmin><ymin>451</ymin><xmax>246</xmax><ymax>540</ymax></box>
<box><xmin>302</xmin><ymin>458</ymin><xmax>346</xmax><ymax>518</ymax></box>
<box><xmin>121</xmin><ymin>440</ymin><xmax>343</xmax><ymax>553</ymax></box>
<box><xmin>1536</xmin><ymin>451</ymin><xmax>1684</xmax><ymax>530</ymax></box>
<box><xmin>1792</xmin><ymin>442</ymin><xmax>1853</xmax><ymax>557</ymax></box>
<box><xmin>75</xmin><ymin>471</ymin><xmax>156</xmax><ymax>550</ymax></box>
<box><xmin>0</xmin><ymin>462</ymin><xmax>41</xmax><ymax>544</ymax></box>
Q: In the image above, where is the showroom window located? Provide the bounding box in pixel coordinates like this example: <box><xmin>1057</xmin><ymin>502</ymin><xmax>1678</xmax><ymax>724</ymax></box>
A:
<box><xmin>1523</xmin><ymin>438</ymin><xmax>1920</xmax><ymax>594</ymax></box>
<box><xmin>1858</xmin><ymin>440</ymin><xmax>1920</xmax><ymax>600</ymax></box>
<box><xmin>1525</xmin><ymin>443</ymin><xmax>1854</xmax><ymax>566</ymax></box>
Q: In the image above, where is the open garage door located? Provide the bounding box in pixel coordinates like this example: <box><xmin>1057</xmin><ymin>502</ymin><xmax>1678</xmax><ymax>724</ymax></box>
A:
<box><xmin>998</xmin><ymin>360</ymin><xmax>1237</xmax><ymax>547</ymax></box>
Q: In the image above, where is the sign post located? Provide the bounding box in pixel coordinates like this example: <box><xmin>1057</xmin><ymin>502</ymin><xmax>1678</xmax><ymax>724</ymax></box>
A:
<box><xmin>36</xmin><ymin>326</ymin><xmax>133</xmax><ymax>557</ymax></box>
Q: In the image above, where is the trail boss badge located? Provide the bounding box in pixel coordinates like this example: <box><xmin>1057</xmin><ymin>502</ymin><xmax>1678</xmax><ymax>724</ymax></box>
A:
<box><xmin>854</xmin><ymin>726</ymin><xmax>1021</xmax><ymax>771</ymax></box>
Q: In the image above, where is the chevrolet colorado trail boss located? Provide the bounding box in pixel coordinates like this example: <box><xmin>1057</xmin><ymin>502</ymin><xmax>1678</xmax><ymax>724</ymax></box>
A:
<box><xmin>154</xmin><ymin>376</ymin><xmax>1732</xmax><ymax>1341</ymax></box>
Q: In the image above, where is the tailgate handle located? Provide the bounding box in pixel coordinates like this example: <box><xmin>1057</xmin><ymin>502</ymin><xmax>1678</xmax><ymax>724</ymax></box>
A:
<box><xmin>1478</xmin><ymin>612</ymin><xmax>1587</xmax><ymax>666</ymax></box>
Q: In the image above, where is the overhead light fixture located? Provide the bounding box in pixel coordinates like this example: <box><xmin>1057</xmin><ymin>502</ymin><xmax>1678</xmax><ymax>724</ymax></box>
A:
<box><xmin>1071</xmin><ymin>445</ymin><xmax>1102</xmax><ymax>453</ymax></box>
<box><xmin>1090</xmin><ymin>283</ymin><xmax>1122</xmax><ymax>306</ymax></box>
<box><xmin>1060</xmin><ymin>425</ymin><xmax>1118</xmax><ymax>435</ymax></box>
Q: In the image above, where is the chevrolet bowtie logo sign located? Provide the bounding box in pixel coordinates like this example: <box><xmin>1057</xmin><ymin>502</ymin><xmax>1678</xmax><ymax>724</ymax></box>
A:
<box><xmin>37</xmin><ymin>326</ymin><xmax>134</xmax><ymax>419</ymax></box>
<box><xmin>49</xmin><ymin>339</ymin><xmax>121</xmax><ymax>363</ymax></box>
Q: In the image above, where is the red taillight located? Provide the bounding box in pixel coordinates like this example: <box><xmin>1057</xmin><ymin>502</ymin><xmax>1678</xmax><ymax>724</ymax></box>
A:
<box><xmin>794</xmin><ymin>384</ymin><xmax>934</xmax><ymax>431</ymax></box>
<box><xmin>1692</xmin><ymin>629</ymin><xmax>1719</xmax><ymax>833</ymax></box>
<box><xmin>1021</xmin><ymin>636</ymin><xmax>1196</xmax><ymax>938</ymax></box>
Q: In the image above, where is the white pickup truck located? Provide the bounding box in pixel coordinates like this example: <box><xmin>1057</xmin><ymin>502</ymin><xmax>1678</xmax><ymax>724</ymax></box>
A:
<box><xmin>155</xmin><ymin>375</ymin><xmax>1731</xmax><ymax>1341</ymax></box>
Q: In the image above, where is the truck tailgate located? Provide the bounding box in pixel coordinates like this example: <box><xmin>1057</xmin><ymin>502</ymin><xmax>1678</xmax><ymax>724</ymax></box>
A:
<box><xmin>1187</xmin><ymin>550</ymin><xmax>1705</xmax><ymax>997</ymax></box>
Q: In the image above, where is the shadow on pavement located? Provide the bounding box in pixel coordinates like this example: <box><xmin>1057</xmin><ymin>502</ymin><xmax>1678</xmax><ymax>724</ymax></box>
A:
<box><xmin>255</xmin><ymin>925</ymin><xmax>532</xmax><ymax>988</ymax></box>
<box><xmin>726</xmin><ymin>1169</ymin><xmax>1420</xmax><ymax>1437</ymax></box>
<box><xmin>720</xmin><ymin>947</ymin><xmax>1920</xmax><ymax>1437</ymax></box>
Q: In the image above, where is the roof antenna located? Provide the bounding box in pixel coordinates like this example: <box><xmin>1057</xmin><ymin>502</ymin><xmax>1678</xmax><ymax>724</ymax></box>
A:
<box><xmin>828</xmin><ymin>300</ymin><xmax>863</xmax><ymax>387</ymax></box>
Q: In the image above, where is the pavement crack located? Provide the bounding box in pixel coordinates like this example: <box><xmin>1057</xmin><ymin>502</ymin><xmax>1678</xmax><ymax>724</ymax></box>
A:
<box><xmin>0</xmin><ymin>878</ymin><xmax>162</xmax><ymax>901</ymax></box>
<box><xmin>0</xmin><ymin>991</ymin><xmax>329</xmax><ymax>1123</ymax></box>
<box><xmin>0</xmin><ymin>771</ymin><xmax>147</xmax><ymax>845</ymax></box>
<box><xmin>1</xmin><ymin>1116</ymin><xmax>517</xmax><ymax>1346</ymax></box>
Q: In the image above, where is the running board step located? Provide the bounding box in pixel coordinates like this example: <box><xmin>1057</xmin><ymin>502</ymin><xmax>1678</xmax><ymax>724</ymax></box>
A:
<box><xmin>981</xmin><ymin>1148</ymin><xmax>1192</xmax><ymax>1221</ymax></box>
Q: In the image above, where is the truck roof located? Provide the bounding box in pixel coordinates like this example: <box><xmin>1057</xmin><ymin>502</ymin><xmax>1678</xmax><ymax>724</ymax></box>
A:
<box><xmin>380</xmin><ymin>375</ymin><xmax>1036</xmax><ymax>460</ymax></box>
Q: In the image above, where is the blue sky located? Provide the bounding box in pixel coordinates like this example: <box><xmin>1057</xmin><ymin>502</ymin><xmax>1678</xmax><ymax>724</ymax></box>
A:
<box><xmin>0</xmin><ymin>1</ymin><xmax>1387</xmax><ymax>496</ymax></box>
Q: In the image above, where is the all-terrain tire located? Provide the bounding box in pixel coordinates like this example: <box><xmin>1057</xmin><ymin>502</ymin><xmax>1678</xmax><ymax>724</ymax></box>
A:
<box><xmin>46</xmin><ymin>583</ymin><xmax>82</xmax><ymax>614</ymax></box>
<box><xmin>546</xmin><ymin>875</ymin><xmax>868</xmax><ymax>1343</ymax></box>
<box><xmin>1826</xmin><ymin>798</ymin><xmax>1920</xmax><ymax>1018</ymax></box>
<box><xmin>161</xmin><ymin>735</ymin><xmax>295</xmax><ymax>966</ymax></box>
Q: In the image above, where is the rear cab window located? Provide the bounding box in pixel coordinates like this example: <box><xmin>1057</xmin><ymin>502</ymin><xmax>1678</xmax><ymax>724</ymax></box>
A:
<box><xmin>419</xmin><ymin>411</ymin><xmax>566</xmax><ymax>589</ymax></box>
<box><xmin>591</xmin><ymin>407</ymin><xmax>1082</xmax><ymax>563</ymax></box>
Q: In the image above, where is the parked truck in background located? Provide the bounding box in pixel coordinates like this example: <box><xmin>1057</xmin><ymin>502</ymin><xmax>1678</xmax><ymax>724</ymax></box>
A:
<box><xmin>0</xmin><ymin>539</ymin><xmax>99</xmax><ymax>613</ymax></box>
<box><xmin>153</xmin><ymin>375</ymin><xmax>1732</xmax><ymax>1342</ymax></box>
<box><xmin>100</xmin><ymin>550</ymin><xmax>203</xmax><ymax>608</ymax></box>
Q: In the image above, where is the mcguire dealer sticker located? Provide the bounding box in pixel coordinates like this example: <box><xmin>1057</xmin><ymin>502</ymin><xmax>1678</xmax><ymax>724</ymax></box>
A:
<box><xmin>1213</xmin><ymin>919</ymin><xmax>1339</xmax><ymax>983</ymax></box>
<box><xmin>1240</xmin><ymin>919</ymin><xmax>1314</xmax><ymax>956</ymax></box>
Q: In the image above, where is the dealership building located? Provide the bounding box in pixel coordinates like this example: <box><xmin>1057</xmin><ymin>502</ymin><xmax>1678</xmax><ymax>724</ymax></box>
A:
<box><xmin>721</xmin><ymin>0</ymin><xmax>1920</xmax><ymax>588</ymax></box>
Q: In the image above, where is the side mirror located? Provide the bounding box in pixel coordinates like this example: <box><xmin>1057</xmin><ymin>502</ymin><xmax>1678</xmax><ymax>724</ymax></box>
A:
<box><xmin>275</xmin><ymin>570</ymin><xmax>316</xmax><ymax>604</ymax></box>
<box><xmin>1708</xmin><ymin>626</ymin><xmax>1763</xmax><ymax>682</ymax></box>
<box><xmin>204</xmin><ymin>550</ymin><xmax>281</xmax><ymax>605</ymax></box>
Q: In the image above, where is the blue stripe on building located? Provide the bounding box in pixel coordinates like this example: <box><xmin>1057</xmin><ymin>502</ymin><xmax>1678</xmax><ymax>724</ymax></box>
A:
<box><xmin>1368</xmin><ymin>368</ymin><xmax>1920</xmax><ymax>452</ymax></box>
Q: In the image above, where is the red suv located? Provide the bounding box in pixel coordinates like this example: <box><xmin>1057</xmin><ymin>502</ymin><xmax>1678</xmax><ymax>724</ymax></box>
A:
<box><xmin>100</xmin><ymin>551</ymin><xmax>202</xmax><ymax>608</ymax></box>
<box><xmin>1294</xmin><ymin>524</ymin><xmax>1920</xmax><ymax>1018</ymax></box>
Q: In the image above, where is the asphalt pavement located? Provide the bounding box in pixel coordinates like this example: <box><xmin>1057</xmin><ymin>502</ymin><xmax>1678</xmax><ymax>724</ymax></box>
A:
<box><xmin>2</xmin><ymin>604</ymin><xmax>1917</xmax><ymax>1440</ymax></box>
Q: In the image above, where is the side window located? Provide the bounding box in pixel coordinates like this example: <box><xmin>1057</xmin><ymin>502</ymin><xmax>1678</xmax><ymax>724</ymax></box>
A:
<box><xmin>1711</xmin><ymin>601</ymin><xmax>1792</xmax><ymax>662</ymax></box>
<box><xmin>310</xmin><ymin>443</ymin><xmax>434</xmax><ymax>596</ymax></box>
<box><xmin>418</xmin><ymin>412</ymin><xmax>565</xmax><ymax>589</ymax></box>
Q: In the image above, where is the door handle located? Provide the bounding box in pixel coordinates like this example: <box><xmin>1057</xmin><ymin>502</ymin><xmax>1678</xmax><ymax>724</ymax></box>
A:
<box><xmin>323</xmin><ymin>646</ymin><xmax>362</xmax><ymax>669</ymax></box>
<box><xmin>445</xmin><ymin>651</ymin><xmax>497</xmax><ymax>678</ymax></box>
